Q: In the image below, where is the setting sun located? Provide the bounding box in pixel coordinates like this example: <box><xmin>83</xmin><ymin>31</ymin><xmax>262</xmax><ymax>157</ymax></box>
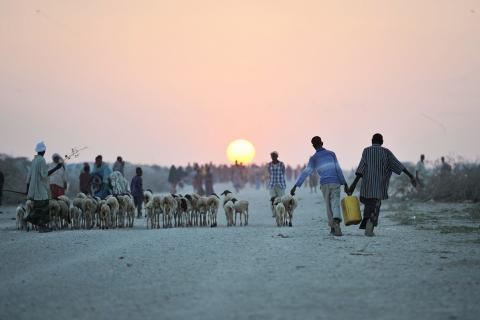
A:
<box><xmin>226</xmin><ymin>139</ymin><xmax>256</xmax><ymax>165</ymax></box>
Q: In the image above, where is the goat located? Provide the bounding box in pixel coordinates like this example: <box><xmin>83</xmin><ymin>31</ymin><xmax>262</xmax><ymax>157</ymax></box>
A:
<box><xmin>206</xmin><ymin>194</ymin><xmax>220</xmax><ymax>227</ymax></box>
<box><xmin>150</xmin><ymin>195</ymin><xmax>163</xmax><ymax>228</ymax></box>
<box><xmin>273</xmin><ymin>197</ymin><xmax>286</xmax><ymax>227</ymax></box>
<box><xmin>69</xmin><ymin>206</ymin><xmax>82</xmax><ymax>230</ymax></box>
<box><xmin>162</xmin><ymin>194</ymin><xmax>177</xmax><ymax>228</ymax></box>
<box><xmin>223</xmin><ymin>200</ymin><xmax>235</xmax><ymax>227</ymax></box>
<box><xmin>232</xmin><ymin>198</ymin><xmax>249</xmax><ymax>226</ymax></box>
<box><xmin>16</xmin><ymin>205</ymin><xmax>27</xmax><ymax>230</ymax></box>
<box><xmin>281</xmin><ymin>195</ymin><xmax>298</xmax><ymax>227</ymax></box>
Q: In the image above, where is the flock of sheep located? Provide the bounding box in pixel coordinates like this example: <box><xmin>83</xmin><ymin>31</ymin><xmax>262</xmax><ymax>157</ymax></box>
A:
<box><xmin>270</xmin><ymin>195</ymin><xmax>298</xmax><ymax>227</ymax></box>
<box><xmin>15</xmin><ymin>189</ymin><xmax>299</xmax><ymax>231</ymax></box>
<box><xmin>16</xmin><ymin>193</ymin><xmax>137</xmax><ymax>231</ymax></box>
<box><xmin>143</xmin><ymin>190</ymin><xmax>250</xmax><ymax>228</ymax></box>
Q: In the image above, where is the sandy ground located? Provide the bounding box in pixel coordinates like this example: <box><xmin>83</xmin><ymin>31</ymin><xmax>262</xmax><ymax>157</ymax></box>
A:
<box><xmin>0</xmin><ymin>184</ymin><xmax>479</xmax><ymax>320</ymax></box>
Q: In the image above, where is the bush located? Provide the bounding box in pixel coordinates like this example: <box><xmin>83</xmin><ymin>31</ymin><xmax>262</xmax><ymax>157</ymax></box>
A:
<box><xmin>397</xmin><ymin>159</ymin><xmax>480</xmax><ymax>203</ymax></box>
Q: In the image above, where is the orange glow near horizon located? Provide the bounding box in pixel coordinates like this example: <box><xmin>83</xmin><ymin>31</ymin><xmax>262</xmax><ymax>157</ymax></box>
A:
<box><xmin>226</xmin><ymin>139</ymin><xmax>256</xmax><ymax>165</ymax></box>
<box><xmin>0</xmin><ymin>1</ymin><xmax>479</xmax><ymax>167</ymax></box>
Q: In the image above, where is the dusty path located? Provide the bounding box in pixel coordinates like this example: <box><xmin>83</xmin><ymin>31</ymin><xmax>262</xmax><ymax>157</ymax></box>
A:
<box><xmin>1</xmin><ymin>185</ymin><xmax>479</xmax><ymax>320</ymax></box>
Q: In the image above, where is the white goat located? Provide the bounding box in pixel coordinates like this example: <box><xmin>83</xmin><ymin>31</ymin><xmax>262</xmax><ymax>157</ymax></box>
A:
<box><xmin>162</xmin><ymin>194</ymin><xmax>177</xmax><ymax>228</ymax></box>
<box><xmin>232</xmin><ymin>199</ymin><xmax>249</xmax><ymax>226</ymax></box>
<box><xmin>16</xmin><ymin>205</ymin><xmax>27</xmax><ymax>230</ymax></box>
<box><xmin>206</xmin><ymin>194</ymin><xmax>220</xmax><ymax>227</ymax></box>
<box><xmin>99</xmin><ymin>200</ymin><xmax>111</xmax><ymax>229</ymax></box>
<box><xmin>273</xmin><ymin>198</ymin><xmax>286</xmax><ymax>227</ymax></box>
<box><xmin>150</xmin><ymin>195</ymin><xmax>163</xmax><ymax>229</ymax></box>
<box><xmin>69</xmin><ymin>206</ymin><xmax>82</xmax><ymax>230</ymax></box>
<box><xmin>223</xmin><ymin>200</ymin><xmax>235</xmax><ymax>227</ymax></box>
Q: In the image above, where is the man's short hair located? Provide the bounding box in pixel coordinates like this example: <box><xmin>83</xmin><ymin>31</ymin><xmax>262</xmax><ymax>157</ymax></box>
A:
<box><xmin>372</xmin><ymin>133</ymin><xmax>383</xmax><ymax>145</ymax></box>
<box><xmin>311</xmin><ymin>136</ymin><xmax>323</xmax><ymax>147</ymax></box>
<box><xmin>271</xmin><ymin>151</ymin><xmax>279</xmax><ymax>156</ymax></box>
<box><xmin>95</xmin><ymin>155</ymin><xmax>102</xmax><ymax>161</ymax></box>
<box><xmin>136</xmin><ymin>167</ymin><xmax>142</xmax><ymax>175</ymax></box>
<box><xmin>117</xmin><ymin>156</ymin><xmax>122</xmax><ymax>161</ymax></box>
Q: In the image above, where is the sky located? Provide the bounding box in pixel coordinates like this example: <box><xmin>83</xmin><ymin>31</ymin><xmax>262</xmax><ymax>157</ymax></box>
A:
<box><xmin>1</xmin><ymin>0</ymin><xmax>479</xmax><ymax>168</ymax></box>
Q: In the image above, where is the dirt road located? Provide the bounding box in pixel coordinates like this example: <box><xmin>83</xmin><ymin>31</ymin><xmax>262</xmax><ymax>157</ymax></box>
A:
<box><xmin>1</xmin><ymin>186</ymin><xmax>479</xmax><ymax>320</ymax></box>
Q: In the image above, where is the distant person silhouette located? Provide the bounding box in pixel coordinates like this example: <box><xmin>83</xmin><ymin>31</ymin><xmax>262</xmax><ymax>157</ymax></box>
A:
<box><xmin>440</xmin><ymin>156</ymin><xmax>452</xmax><ymax>176</ymax></box>
<box><xmin>415</xmin><ymin>154</ymin><xmax>427</xmax><ymax>189</ymax></box>
<box><xmin>79</xmin><ymin>162</ymin><xmax>92</xmax><ymax>195</ymax></box>
<box><xmin>112</xmin><ymin>156</ymin><xmax>125</xmax><ymax>176</ymax></box>
<box><xmin>131</xmin><ymin>167</ymin><xmax>144</xmax><ymax>219</ymax></box>
<box><xmin>168</xmin><ymin>165</ymin><xmax>178</xmax><ymax>194</ymax></box>
<box><xmin>204</xmin><ymin>164</ymin><xmax>215</xmax><ymax>195</ymax></box>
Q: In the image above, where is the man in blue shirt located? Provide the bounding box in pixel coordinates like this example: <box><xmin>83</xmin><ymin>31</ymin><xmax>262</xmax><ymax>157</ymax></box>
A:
<box><xmin>291</xmin><ymin>136</ymin><xmax>348</xmax><ymax>236</ymax></box>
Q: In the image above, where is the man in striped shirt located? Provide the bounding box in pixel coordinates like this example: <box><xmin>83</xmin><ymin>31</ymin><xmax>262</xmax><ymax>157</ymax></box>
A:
<box><xmin>348</xmin><ymin>133</ymin><xmax>416</xmax><ymax>236</ymax></box>
<box><xmin>291</xmin><ymin>136</ymin><xmax>348</xmax><ymax>236</ymax></box>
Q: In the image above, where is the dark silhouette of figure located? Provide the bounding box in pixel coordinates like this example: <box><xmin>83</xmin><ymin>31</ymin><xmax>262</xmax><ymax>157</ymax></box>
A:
<box><xmin>348</xmin><ymin>133</ymin><xmax>416</xmax><ymax>237</ymax></box>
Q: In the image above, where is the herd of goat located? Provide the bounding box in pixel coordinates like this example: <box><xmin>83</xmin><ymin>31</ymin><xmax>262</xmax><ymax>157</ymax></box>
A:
<box><xmin>15</xmin><ymin>189</ymin><xmax>298</xmax><ymax>231</ymax></box>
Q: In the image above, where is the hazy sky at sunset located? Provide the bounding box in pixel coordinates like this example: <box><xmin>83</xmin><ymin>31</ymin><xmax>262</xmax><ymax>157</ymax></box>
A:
<box><xmin>1</xmin><ymin>0</ymin><xmax>479</xmax><ymax>168</ymax></box>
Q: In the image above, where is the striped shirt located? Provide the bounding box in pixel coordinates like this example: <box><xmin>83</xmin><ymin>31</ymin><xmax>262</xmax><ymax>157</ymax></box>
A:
<box><xmin>355</xmin><ymin>144</ymin><xmax>405</xmax><ymax>200</ymax></box>
<box><xmin>268</xmin><ymin>161</ymin><xmax>286</xmax><ymax>189</ymax></box>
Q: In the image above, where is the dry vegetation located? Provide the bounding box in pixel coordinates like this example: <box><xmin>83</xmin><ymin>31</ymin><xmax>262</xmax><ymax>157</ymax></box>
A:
<box><xmin>389</xmin><ymin>159</ymin><xmax>480</xmax><ymax>203</ymax></box>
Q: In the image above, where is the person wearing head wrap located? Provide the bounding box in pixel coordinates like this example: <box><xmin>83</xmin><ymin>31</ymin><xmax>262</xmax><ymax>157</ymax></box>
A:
<box><xmin>25</xmin><ymin>141</ymin><xmax>63</xmax><ymax>232</ymax></box>
<box><xmin>49</xmin><ymin>153</ymin><xmax>68</xmax><ymax>199</ymax></box>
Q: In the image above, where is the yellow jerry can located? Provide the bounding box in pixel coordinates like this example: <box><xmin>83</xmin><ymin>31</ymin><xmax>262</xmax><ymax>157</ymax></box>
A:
<box><xmin>341</xmin><ymin>196</ymin><xmax>362</xmax><ymax>226</ymax></box>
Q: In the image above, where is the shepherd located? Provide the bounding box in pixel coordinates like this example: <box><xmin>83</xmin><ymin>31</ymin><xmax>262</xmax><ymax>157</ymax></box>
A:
<box><xmin>267</xmin><ymin>151</ymin><xmax>286</xmax><ymax>217</ymax></box>
<box><xmin>24</xmin><ymin>142</ymin><xmax>63</xmax><ymax>232</ymax></box>
<box><xmin>348</xmin><ymin>133</ymin><xmax>416</xmax><ymax>236</ymax></box>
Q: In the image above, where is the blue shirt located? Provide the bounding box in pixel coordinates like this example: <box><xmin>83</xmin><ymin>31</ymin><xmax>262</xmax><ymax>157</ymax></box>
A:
<box><xmin>91</xmin><ymin>163</ymin><xmax>112</xmax><ymax>184</ymax></box>
<box><xmin>295</xmin><ymin>148</ymin><xmax>347</xmax><ymax>187</ymax></box>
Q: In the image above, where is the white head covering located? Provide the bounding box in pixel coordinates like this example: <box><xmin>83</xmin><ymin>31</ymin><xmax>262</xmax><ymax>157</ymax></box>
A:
<box><xmin>35</xmin><ymin>141</ymin><xmax>46</xmax><ymax>153</ymax></box>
